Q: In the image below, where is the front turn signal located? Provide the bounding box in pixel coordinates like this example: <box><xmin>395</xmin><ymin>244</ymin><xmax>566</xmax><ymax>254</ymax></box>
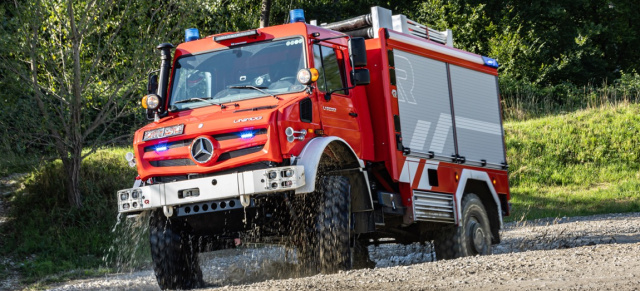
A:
<box><xmin>141</xmin><ymin>95</ymin><xmax>148</xmax><ymax>109</ymax></box>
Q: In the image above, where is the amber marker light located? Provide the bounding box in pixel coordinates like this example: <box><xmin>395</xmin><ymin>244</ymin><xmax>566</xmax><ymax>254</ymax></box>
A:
<box><xmin>455</xmin><ymin>172</ymin><xmax>460</xmax><ymax>181</ymax></box>
<box><xmin>141</xmin><ymin>95</ymin><xmax>149</xmax><ymax>109</ymax></box>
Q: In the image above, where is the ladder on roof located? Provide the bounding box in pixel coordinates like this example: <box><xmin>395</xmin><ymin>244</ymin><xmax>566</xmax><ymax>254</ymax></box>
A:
<box><xmin>310</xmin><ymin>7</ymin><xmax>453</xmax><ymax>47</ymax></box>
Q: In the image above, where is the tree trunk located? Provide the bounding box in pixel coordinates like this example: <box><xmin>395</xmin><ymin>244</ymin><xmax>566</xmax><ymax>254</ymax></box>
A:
<box><xmin>259</xmin><ymin>0</ymin><xmax>271</xmax><ymax>28</ymax></box>
<box><xmin>62</xmin><ymin>146</ymin><xmax>83</xmax><ymax>208</ymax></box>
<box><xmin>67</xmin><ymin>0</ymin><xmax>84</xmax><ymax>208</ymax></box>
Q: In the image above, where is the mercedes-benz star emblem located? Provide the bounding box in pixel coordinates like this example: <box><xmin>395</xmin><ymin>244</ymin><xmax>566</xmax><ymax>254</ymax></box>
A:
<box><xmin>190</xmin><ymin>137</ymin><xmax>214</xmax><ymax>163</ymax></box>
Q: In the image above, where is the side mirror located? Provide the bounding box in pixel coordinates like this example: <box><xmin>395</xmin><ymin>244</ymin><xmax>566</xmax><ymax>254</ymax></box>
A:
<box><xmin>147</xmin><ymin>74</ymin><xmax>158</xmax><ymax>94</ymax></box>
<box><xmin>352</xmin><ymin>69</ymin><xmax>370</xmax><ymax>86</ymax></box>
<box><xmin>349</xmin><ymin>37</ymin><xmax>367</xmax><ymax>67</ymax></box>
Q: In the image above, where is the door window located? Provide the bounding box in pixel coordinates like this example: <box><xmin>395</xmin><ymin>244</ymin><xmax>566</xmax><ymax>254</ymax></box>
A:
<box><xmin>313</xmin><ymin>45</ymin><xmax>346</xmax><ymax>95</ymax></box>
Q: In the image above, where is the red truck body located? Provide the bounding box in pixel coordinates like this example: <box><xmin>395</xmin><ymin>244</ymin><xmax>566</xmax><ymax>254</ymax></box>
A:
<box><xmin>117</xmin><ymin>7</ymin><xmax>510</xmax><ymax>288</ymax></box>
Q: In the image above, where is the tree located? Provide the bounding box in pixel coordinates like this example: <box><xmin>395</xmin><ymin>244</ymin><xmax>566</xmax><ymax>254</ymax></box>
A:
<box><xmin>260</xmin><ymin>0</ymin><xmax>271</xmax><ymax>28</ymax></box>
<box><xmin>0</xmin><ymin>0</ymin><xmax>182</xmax><ymax>207</ymax></box>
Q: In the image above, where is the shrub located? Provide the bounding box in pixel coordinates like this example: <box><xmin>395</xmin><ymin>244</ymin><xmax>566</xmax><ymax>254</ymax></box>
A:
<box><xmin>0</xmin><ymin>148</ymin><xmax>143</xmax><ymax>280</ymax></box>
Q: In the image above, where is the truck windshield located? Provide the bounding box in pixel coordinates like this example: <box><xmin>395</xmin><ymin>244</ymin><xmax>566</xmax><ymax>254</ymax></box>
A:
<box><xmin>169</xmin><ymin>37</ymin><xmax>306</xmax><ymax>111</ymax></box>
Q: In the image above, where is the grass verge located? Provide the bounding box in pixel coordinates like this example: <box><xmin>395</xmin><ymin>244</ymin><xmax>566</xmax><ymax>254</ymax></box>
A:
<box><xmin>0</xmin><ymin>147</ymin><xmax>146</xmax><ymax>283</ymax></box>
<box><xmin>1</xmin><ymin>104</ymin><xmax>640</xmax><ymax>282</ymax></box>
<box><xmin>505</xmin><ymin>103</ymin><xmax>640</xmax><ymax>220</ymax></box>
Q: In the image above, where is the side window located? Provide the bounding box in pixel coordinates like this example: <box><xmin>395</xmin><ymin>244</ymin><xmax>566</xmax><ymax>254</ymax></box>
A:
<box><xmin>313</xmin><ymin>45</ymin><xmax>346</xmax><ymax>95</ymax></box>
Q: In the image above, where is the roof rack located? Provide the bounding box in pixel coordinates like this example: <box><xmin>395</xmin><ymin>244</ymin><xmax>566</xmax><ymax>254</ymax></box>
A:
<box><xmin>310</xmin><ymin>6</ymin><xmax>453</xmax><ymax>47</ymax></box>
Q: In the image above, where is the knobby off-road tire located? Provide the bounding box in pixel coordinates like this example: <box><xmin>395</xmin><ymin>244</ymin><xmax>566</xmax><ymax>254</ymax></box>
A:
<box><xmin>149</xmin><ymin>210</ymin><xmax>203</xmax><ymax>290</ymax></box>
<box><xmin>434</xmin><ymin>193</ymin><xmax>492</xmax><ymax>260</ymax></box>
<box><xmin>296</xmin><ymin>175</ymin><xmax>352</xmax><ymax>273</ymax></box>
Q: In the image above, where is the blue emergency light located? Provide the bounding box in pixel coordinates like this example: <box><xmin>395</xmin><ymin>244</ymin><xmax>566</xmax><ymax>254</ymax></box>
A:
<box><xmin>289</xmin><ymin>9</ymin><xmax>305</xmax><ymax>23</ymax></box>
<box><xmin>155</xmin><ymin>145</ymin><xmax>168</xmax><ymax>152</ymax></box>
<box><xmin>240</xmin><ymin>131</ymin><xmax>254</xmax><ymax>139</ymax></box>
<box><xmin>185</xmin><ymin>28</ymin><xmax>200</xmax><ymax>42</ymax></box>
<box><xmin>482</xmin><ymin>56</ymin><xmax>499</xmax><ymax>68</ymax></box>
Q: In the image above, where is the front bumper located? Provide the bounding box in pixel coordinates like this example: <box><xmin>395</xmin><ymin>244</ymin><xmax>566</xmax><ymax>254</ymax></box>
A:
<box><xmin>116</xmin><ymin>166</ymin><xmax>305</xmax><ymax>213</ymax></box>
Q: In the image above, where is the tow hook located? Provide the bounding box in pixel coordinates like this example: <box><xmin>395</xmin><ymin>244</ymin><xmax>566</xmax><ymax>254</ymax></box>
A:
<box><xmin>163</xmin><ymin>205</ymin><xmax>174</xmax><ymax>217</ymax></box>
<box><xmin>240</xmin><ymin>194</ymin><xmax>251</xmax><ymax>207</ymax></box>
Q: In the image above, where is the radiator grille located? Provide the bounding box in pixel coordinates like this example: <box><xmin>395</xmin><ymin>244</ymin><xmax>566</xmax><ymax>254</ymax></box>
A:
<box><xmin>149</xmin><ymin>159</ymin><xmax>196</xmax><ymax>167</ymax></box>
<box><xmin>216</xmin><ymin>145</ymin><xmax>264</xmax><ymax>162</ymax></box>
<box><xmin>413</xmin><ymin>190</ymin><xmax>455</xmax><ymax>223</ymax></box>
<box><xmin>144</xmin><ymin>139</ymin><xmax>193</xmax><ymax>152</ymax></box>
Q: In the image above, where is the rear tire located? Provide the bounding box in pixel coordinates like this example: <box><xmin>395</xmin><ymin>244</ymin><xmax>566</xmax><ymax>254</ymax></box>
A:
<box><xmin>149</xmin><ymin>210</ymin><xmax>203</xmax><ymax>290</ymax></box>
<box><xmin>433</xmin><ymin>194</ymin><xmax>492</xmax><ymax>260</ymax></box>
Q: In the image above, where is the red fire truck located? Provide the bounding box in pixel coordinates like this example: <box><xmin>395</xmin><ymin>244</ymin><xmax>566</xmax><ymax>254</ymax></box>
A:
<box><xmin>117</xmin><ymin>7</ymin><xmax>510</xmax><ymax>289</ymax></box>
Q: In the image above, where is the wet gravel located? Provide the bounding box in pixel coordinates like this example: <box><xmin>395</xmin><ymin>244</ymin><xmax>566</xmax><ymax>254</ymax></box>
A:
<box><xmin>44</xmin><ymin>212</ymin><xmax>640</xmax><ymax>291</ymax></box>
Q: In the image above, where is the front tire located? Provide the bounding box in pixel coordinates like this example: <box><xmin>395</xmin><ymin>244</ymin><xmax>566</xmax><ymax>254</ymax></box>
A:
<box><xmin>149</xmin><ymin>210</ymin><xmax>203</xmax><ymax>290</ymax></box>
<box><xmin>434</xmin><ymin>194</ymin><xmax>492</xmax><ymax>260</ymax></box>
<box><xmin>296</xmin><ymin>175</ymin><xmax>352</xmax><ymax>273</ymax></box>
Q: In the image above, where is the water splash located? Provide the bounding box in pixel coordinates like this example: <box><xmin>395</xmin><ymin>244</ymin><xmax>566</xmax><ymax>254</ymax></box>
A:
<box><xmin>102</xmin><ymin>212</ymin><xmax>152</xmax><ymax>273</ymax></box>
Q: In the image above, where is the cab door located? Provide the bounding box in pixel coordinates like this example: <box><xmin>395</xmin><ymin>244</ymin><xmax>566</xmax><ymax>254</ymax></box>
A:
<box><xmin>313</xmin><ymin>43</ymin><xmax>362</xmax><ymax>156</ymax></box>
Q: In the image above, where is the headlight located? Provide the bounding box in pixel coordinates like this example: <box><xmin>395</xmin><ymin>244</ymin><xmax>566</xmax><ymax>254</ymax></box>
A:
<box><xmin>120</xmin><ymin>192</ymin><xmax>129</xmax><ymax>201</ymax></box>
<box><xmin>132</xmin><ymin>189</ymin><xmax>141</xmax><ymax>199</ymax></box>
<box><xmin>297</xmin><ymin>68</ymin><xmax>319</xmax><ymax>85</ymax></box>
<box><xmin>282</xmin><ymin>169</ymin><xmax>294</xmax><ymax>177</ymax></box>
<box><xmin>143</xmin><ymin>94</ymin><xmax>162</xmax><ymax>110</ymax></box>
<box><xmin>125</xmin><ymin>152</ymin><xmax>136</xmax><ymax>168</ymax></box>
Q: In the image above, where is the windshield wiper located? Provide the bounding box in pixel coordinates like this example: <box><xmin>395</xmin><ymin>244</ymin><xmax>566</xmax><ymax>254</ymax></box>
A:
<box><xmin>174</xmin><ymin>97</ymin><xmax>222</xmax><ymax>105</ymax></box>
<box><xmin>171</xmin><ymin>97</ymin><xmax>240</xmax><ymax>111</ymax></box>
<box><xmin>229</xmin><ymin>85</ymin><xmax>281</xmax><ymax>100</ymax></box>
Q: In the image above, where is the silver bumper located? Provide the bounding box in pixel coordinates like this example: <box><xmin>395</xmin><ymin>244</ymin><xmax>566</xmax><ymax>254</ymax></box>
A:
<box><xmin>117</xmin><ymin>166</ymin><xmax>305</xmax><ymax>213</ymax></box>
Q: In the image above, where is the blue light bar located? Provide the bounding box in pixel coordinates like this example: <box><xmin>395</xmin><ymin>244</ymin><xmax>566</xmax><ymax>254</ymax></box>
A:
<box><xmin>214</xmin><ymin>30</ymin><xmax>259</xmax><ymax>42</ymax></box>
<box><xmin>185</xmin><ymin>28</ymin><xmax>200</xmax><ymax>42</ymax></box>
<box><xmin>240</xmin><ymin>132</ymin><xmax>254</xmax><ymax>139</ymax></box>
<box><xmin>155</xmin><ymin>145</ymin><xmax>168</xmax><ymax>152</ymax></box>
<box><xmin>482</xmin><ymin>56</ymin><xmax>499</xmax><ymax>68</ymax></box>
<box><xmin>289</xmin><ymin>9</ymin><xmax>305</xmax><ymax>23</ymax></box>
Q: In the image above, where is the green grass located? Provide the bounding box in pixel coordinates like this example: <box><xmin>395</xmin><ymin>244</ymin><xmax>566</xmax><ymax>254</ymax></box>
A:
<box><xmin>0</xmin><ymin>147</ymin><xmax>142</xmax><ymax>283</ymax></box>
<box><xmin>0</xmin><ymin>154</ymin><xmax>41</xmax><ymax>177</ymax></box>
<box><xmin>2</xmin><ymin>103</ymin><xmax>640</xmax><ymax>283</ymax></box>
<box><xmin>505</xmin><ymin>103</ymin><xmax>640</xmax><ymax>220</ymax></box>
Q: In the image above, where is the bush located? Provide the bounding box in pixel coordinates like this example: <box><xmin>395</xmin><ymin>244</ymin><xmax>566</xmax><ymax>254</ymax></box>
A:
<box><xmin>0</xmin><ymin>147</ymin><xmax>144</xmax><ymax>280</ymax></box>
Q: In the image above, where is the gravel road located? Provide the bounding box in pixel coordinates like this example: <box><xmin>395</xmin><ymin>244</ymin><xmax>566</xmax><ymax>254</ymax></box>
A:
<box><xmin>45</xmin><ymin>212</ymin><xmax>640</xmax><ymax>291</ymax></box>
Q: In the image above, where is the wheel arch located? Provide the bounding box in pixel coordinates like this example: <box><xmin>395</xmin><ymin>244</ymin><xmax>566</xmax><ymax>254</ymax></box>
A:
<box><xmin>294</xmin><ymin>137</ymin><xmax>365</xmax><ymax>194</ymax></box>
<box><xmin>455</xmin><ymin>169</ymin><xmax>503</xmax><ymax>244</ymax></box>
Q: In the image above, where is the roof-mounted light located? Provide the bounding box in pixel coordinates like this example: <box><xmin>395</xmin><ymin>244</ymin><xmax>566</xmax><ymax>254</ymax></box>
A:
<box><xmin>289</xmin><ymin>9</ymin><xmax>305</xmax><ymax>23</ymax></box>
<box><xmin>482</xmin><ymin>56</ymin><xmax>499</xmax><ymax>68</ymax></box>
<box><xmin>185</xmin><ymin>28</ymin><xmax>200</xmax><ymax>42</ymax></box>
<box><xmin>214</xmin><ymin>30</ymin><xmax>259</xmax><ymax>42</ymax></box>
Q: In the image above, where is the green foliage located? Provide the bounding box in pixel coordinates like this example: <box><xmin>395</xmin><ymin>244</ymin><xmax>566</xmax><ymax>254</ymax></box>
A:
<box><xmin>0</xmin><ymin>148</ymin><xmax>138</xmax><ymax>280</ymax></box>
<box><xmin>416</xmin><ymin>0</ymin><xmax>640</xmax><ymax>87</ymax></box>
<box><xmin>502</xmin><ymin>71</ymin><xmax>640</xmax><ymax>120</ymax></box>
<box><xmin>505</xmin><ymin>104</ymin><xmax>640</xmax><ymax>220</ymax></box>
<box><xmin>0</xmin><ymin>154</ymin><xmax>41</xmax><ymax>178</ymax></box>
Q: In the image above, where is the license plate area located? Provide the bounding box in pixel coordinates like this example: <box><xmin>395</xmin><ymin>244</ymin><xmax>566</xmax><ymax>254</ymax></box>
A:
<box><xmin>178</xmin><ymin>188</ymin><xmax>200</xmax><ymax>199</ymax></box>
